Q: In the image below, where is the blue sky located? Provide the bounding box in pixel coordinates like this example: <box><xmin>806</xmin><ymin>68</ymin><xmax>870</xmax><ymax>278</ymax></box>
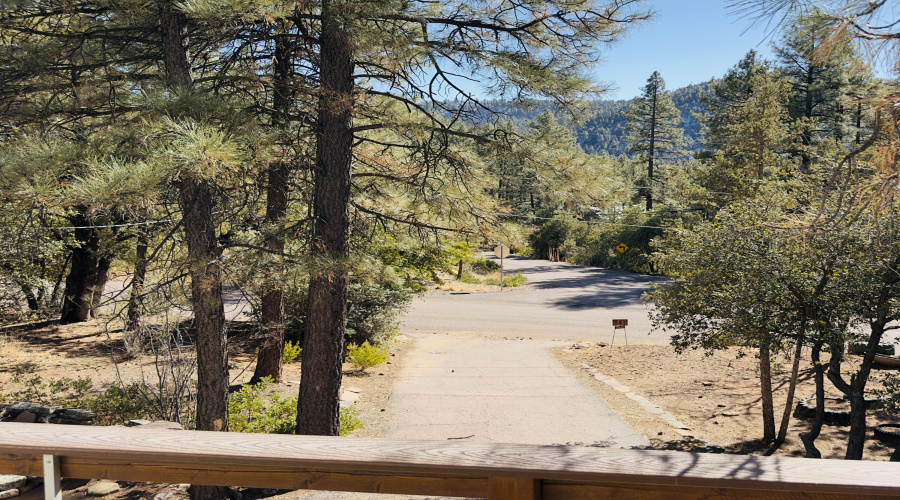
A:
<box><xmin>594</xmin><ymin>0</ymin><xmax>779</xmax><ymax>100</ymax></box>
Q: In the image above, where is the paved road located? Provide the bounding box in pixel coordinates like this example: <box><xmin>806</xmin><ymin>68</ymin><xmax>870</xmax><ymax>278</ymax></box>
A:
<box><xmin>402</xmin><ymin>255</ymin><xmax>672</xmax><ymax>345</ymax></box>
<box><xmin>384</xmin><ymin>334</ymin><xmax>647</xmax><ymax>447</ymax></box>
<box><xmin>302</xmin><ymin>333</ymin><xmax>647</xmax><ymax>500</ymax></box>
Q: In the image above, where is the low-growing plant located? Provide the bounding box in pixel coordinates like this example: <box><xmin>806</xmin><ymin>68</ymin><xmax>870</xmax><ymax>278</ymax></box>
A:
<box><xmin>511</xmin><ymin>245</ymin><xmax>533</xmax><ymax>258</ymax></box>
<box><xmin>340</xmin><ymin>406</ymin><xmax>363</xmax><ymax>435</ymax></box>
<box><xmin>484</xmin><ymin>273</ymin><xmax>527</xmax><ymax>287</ymax></box>
<box><xmin>228</xmin><ymin>376</ymin><xmax>296</xmax><ymax>434</ymax></box>
<box><xmin>5</xmin><ymin>374</ymin><xmax>94</xmax><ymax>406</ymax></box>
<box><xmin>87</xmin><ymin>383</ymin><xmax>150</xmax><ymax>425</ymax></box>
<box><xmin>3</xmin><ymin>375</ymin><xmax>150</xmax><ymax>425</ymax></box>
<box><xmin>228</xmin><ymin>377</ymin><xmax>362</xmax><ymax>435</ymax></box>
<box><xmin>282</xmin><ymin>340</ymin><xmax>302</xmax><ymax>364</ymax></box>
<box><xmin>458</xmin><ymin>270</ymin><xmax>481</xmax><ymax>284</ymax></box>
<box><xmin>877</xmin><ymin>373</ymin><xmax>900</xmax><ymax>416</ymax></box>
<box><xmin>346</xmin><ymin>341</ymin><xmax>390</xmax><ymax>373</ymax></box>
<box><xmin>471</xmin><ymin>257</ymin><xmax>500</xmax><ymax>273</ymax></box>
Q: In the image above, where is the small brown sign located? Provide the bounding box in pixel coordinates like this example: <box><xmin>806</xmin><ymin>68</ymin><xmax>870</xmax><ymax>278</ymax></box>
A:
<box><xmin>612</xmin><ymin>319</ymin><xmax>628</xmax><ymax>328</ymax></box>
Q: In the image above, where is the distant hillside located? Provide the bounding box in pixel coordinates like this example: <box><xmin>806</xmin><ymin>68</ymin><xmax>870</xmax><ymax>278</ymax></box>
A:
<box><xmin>468</xmin><ymin>82</ymin><xmax>710</xmax><ymax>156</ymax></box>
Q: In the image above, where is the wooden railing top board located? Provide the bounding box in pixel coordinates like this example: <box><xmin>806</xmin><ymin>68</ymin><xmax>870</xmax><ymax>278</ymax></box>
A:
<box><xmin>1</xmin><ymin>423</ymin><xmax>898</xmax><ymax>495</ymax></box>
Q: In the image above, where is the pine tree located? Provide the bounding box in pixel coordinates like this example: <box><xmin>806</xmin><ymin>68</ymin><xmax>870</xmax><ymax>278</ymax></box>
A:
<box><xmin>624</xmin><ymin>71</ymin><xmax>686</xmax><ymax>210</ymax></box>
<box><xmin>701</xmin><ymin>63</ymin><xmax>791</xmax><ymax>197</ymax></box>
<box><xmin>275</xmin><ymin>0</ymin><xmax>651</xmax><ymax>436</ymax></box>
<box><xmin>774</xmin><ymin>16</ymin><xmax>873</xmax><ymax>158</ymax></box>
<box><xmin>701</xmin><ymin>50</ymin><xmax>769</xmax><ymax>152</ymax></box>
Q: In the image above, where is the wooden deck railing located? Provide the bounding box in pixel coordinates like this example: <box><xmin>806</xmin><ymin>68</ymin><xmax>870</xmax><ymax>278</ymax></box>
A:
<box><xmin>0</xmin><ymin>422</ymin><xmax>898</xmax><ymax>499</ymax></box>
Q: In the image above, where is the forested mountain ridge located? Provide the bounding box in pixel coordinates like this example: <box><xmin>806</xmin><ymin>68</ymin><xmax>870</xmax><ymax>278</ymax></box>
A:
<box><xmin>472</xmin><ymin>81</ymin><xmax>709</xmax><ymax>156</ymax></box>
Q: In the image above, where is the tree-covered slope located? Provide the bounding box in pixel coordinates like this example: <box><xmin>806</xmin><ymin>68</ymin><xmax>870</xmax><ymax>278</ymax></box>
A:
<box><xmin>468</xmin><ymin>82</ymin><xmax>709</xmax><ymax>156</ymax></box>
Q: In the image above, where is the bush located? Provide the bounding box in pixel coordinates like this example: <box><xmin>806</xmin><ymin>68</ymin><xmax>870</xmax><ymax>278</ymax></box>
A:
<box><xmin>274</xmin><ymin>262</ymin><xmax>415</xmax><ymax>348</ymax></box>
<box><xmin>228</xmin><ymin>377</ymin><xmax>296</xmax><ymax>434</ymax></box>
<box><xmin>2</xmin><ymin>375</ymin><xmax>151</xmax><ymax>425</ymax></box>
<box><xmin>87</xmin><ymin>383</ymin><xmax>150</xmax><ymax>425</ymax></box>
<box><xmin>458</xmin><ymin>270</ymin><xmax>481</xmax><ymax>284</ymax></box>
<box><xmin>510</xmin><ymin>244</ymin><xmax>533</xmax><ymax>258</ymax></box>
<box><xmin>282</xmin><ymin>340</ymin><xmax>302</xmax><ymax>364</ymax></box>
<box><xmin>340</xmin><ymin>407</ymin><xmax>363</xmax><ymax>435</ymax></box>
<box><xmin>526</xmin><ymin>209</ymin><xmax>702</xmax><ymax>274</ymax></box>
<box><xmin>527</xmin><ymin>218</ymin><xmax>589</xmax><ymax>261</ymax></box>
<box><xmin>229</xmin><ymin>377</ymin><xmax>362</xmax><ymax>436</ymax></box>
<box><xmin>485</xmin><ymin>273</ymin><xmax>527</xmax><ymax>287</ymax></box>
<box><xmin>347</xmin><ymin>341</ymin><xmax>389</xmax><ymax>372</ymax></box>
<box><xmin>471</xmin><ymin>257</ymin><xmax>500</xmax><ymax>273</ymax></box>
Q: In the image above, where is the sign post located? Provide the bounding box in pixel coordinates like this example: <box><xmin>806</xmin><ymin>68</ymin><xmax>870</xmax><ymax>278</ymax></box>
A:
<box><xmin>611</xmin><ymin>319</ymin><xmax>628</xmax><ymax>346</ymax></box>
<box><xmin>493</xmin><ymin>244</ymin><xmax>510</xmax><ymax>289</ymax></box>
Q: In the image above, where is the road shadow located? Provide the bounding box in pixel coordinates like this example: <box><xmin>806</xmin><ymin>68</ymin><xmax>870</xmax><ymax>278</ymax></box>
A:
<box><xmin>2</xmin><ymin>318</ymin><xmax>266</xmax><ymax>365</ymax></box>
<box><xmin>483</xmin><ymin>256</ymin><xmax>669</xmax><ymax>310</ymax></box>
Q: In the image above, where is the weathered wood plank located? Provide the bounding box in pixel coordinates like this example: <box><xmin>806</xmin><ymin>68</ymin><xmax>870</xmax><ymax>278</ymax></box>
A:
<box><xmin>543</xmin><ymin>482</ymin><xmax>899</xmax><ymax>499</ymax></box>
<box><xmin>489</xmin><ymin>477</ymin><xmax>541</xmax><ymax>500</ymax></box>
<box><xmin>0</xmin><ymin>424</ymin><xmax>898</xmax><ymax>497</ymax></box>
<box><xmin>0</xmin><ymin>455</ymin><xmax>488</xmax><ymax>498</ymax></box>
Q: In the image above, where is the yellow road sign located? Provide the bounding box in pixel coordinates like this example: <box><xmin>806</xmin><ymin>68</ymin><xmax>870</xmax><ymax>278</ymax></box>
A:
<box><xmin>616</xmin><ymin>243</ymin><xmax>629</xmax><ymax>254</ymax></box>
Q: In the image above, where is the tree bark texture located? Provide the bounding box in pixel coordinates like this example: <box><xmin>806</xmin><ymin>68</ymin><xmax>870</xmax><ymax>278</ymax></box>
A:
<box><xmin>178</xmin><ymin>176</ymin><xmax>228</xmax><ymax>434</ymax></box>
<box><xmin>252</xmin><ymin>32</ymin><xmax>293</xmax><ymax>384</ymax></box>
<box><xmin>758</xmin><ymin>342</ymin><xmax>776</xmax><ymax>442</ymax></box>
<box><xmin>830</xmin><ymin>320</ymin><xmax>886</xmax><ymax>460</ymax></box>
<box><xmin>800</xmin><ymin>341</ymin><xmax>825</xmax><ymax>458</ymax></box>
<box><xmin>161</xmin><ymin>10</ymin><xmax>192</xmax><ymax>90</ymax></box>
<box><xmin>776</xmin><ymin>330</ymin><xmax>804</xmax><ymax>444</ymax></box>
<box><xmin>90</xmin><ymin>255</ymin><xmax>112</xmax><ymax>317</ymax></box>
<box><xmin>296</xmin><ymin>0</ymin><xmax>354</xmax><ymax>436</ymax></box>
<box><xmin>126</xmin><ymin>226</ymin><xmax>149</xmax><ymax>334</ymax></box>
<box><xmin>252</xmin><ymin>161</ymin><xmax>290</xmax><ymax>383</ymax></box>
<box><xmin>60</xmin><ymin>211</ymin><xmax>109</xmax><ymax>323</ymax></box>
<box><xmin>645</xmin><ymin>85</ymin><xmax>657</xmax><ymax>211</ymax></box>
<box><xmin>161</xmin><ymin>8</ymin><xmax>228</xmax><ymax>500</ymax></box>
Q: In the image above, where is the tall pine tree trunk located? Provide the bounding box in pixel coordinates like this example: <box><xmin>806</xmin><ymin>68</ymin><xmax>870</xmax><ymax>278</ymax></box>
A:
<box><xmin>645</xmin><ymin>86</ymin><xmax>657</xmax><ymax>211</ymax></box>
<box><xmin>296</xmin><ymin>0</ymin><xmax>354</xmax><ymax>436</ymax></box>
<box><xmin>252</xmin><ymin>162</ymin><xmax>289</xmax><ymax>382</ymax></box>
<box><xmin>61</xmin><ymin>210</ymin><xmax>104</xmax><ymax>323</ymax></box>
<box><xmin>124</xmin><ymin>225</ymin><xmax>149</xmax><ymax>355</ymax></box>
<box><xmin>161</xmin><ymin>8</ymin><xmax>228</xmax><ymax>500</ymax></box>
<box><xmin>90</xmin><ymin>254</ymin><xmax>112</xmax><ymax>318</ymax></box>
<box><xmin>252</xmin><ymin>31</ymin><xmax>292</xmax><ymax>383</ymax></box>
<box><xmin>126</xmin><ymin>225</ymin><xmax>149</xmax><ymax>333</ymax></box>
<box><xmin>178</xmin><ymin>175</ymin><xmax>228</xmax><ymax>434</ymax></box>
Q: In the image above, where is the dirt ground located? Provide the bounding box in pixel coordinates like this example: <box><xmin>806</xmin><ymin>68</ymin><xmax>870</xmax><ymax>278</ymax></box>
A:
<box><xmin>4</xmin><ymin>318</ymin><xmax>900</xmax><ymax>500</ymax></box>
<box><xmin>0</xmin><ymin>318</ymin><xmax>410</xmax><ymax>500</ymax></box>
<box><xmin>554</xmin><ymin>343</ymin><xmax>900</xmax><ymax>460</ymax></box>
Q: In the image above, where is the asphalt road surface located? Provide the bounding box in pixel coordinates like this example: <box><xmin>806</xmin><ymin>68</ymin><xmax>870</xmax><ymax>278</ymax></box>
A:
<box><xmin>401</xmin><ymin>255</ymin><xmax>672</xmax><ymax>345</ymax></box>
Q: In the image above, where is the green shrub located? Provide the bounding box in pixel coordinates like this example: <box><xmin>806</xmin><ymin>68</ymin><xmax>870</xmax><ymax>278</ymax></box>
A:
<box><xmin>3</xmin><ymin>375</ymin><xmax>150</xmax><ymax>425</ymax></box>
<box><xmin>340</xmin><ymin>407</ymin><xmax>363</xmax><ymax>435</ymax></box>
<box><xmin>228</xmin><ymin>377</ymin><xmax>296</xmax><ymax>434</ymax></box>
<box><xmin>458</xmin><ymin>270</ymin><xmax>481</xmax><ymax>284</ymax></box>
<box><xmin>471</xmin><ymin>257</ymin><xmax>500</xmax><ymax>273</ymax></box>
<box><xmin>282</xmin><ymin>340</ymin><xmax>302</xmax><ymax>364</ymax></box>
<box><xmin>514</xmin><ymin>246</ymin><xmax>534</xmax><ymax>258</ymax></box>
<box><xmin>347</xmin><ymin>341</ymin><xmax>389</xmax><ymax>372</ymax></box>
<box><xmin>228</xmin><ymin>377</ymin><xmax>362</xmax><ymax>435</ymax></box>
<box><xmin>87</xmin><ymin>383</ymin><xmax>150</xmax><ymax>425</ymax></box>
<box><xmin>485</xmin><ymin>273</ymin><xmax>527</xmax><ymax>287</ymax></box>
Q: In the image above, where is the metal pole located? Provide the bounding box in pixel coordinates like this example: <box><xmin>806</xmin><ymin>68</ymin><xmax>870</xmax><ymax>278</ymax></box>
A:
<box><xmin>500</xmin><ymin>245</ymin><xmax>504</xmax><ymax>289</ymax></box>
<box><xmin>44</xmin><ymin>454</ymin><xmax>61</xmax><ymax>500</ymax></box>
